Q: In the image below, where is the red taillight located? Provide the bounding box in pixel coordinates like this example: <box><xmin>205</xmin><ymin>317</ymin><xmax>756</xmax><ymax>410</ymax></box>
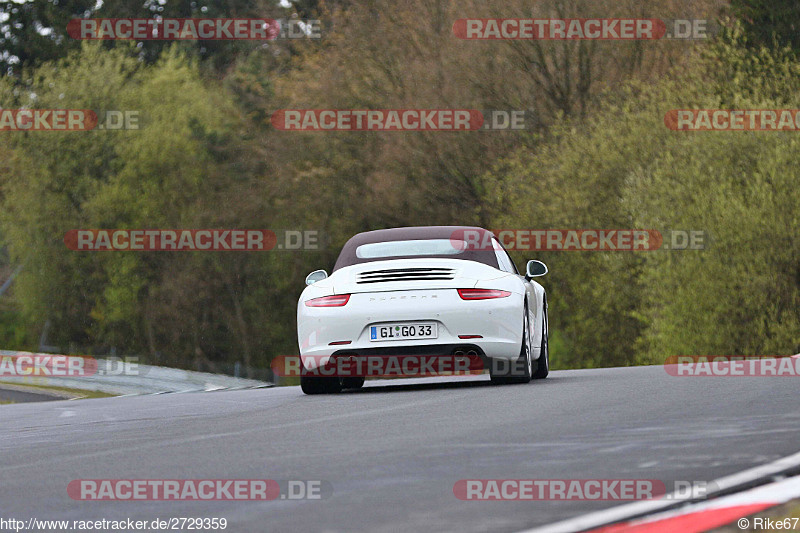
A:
<box><xmin>457</xmin><ymin>289</ymin><xmax>512</xmax><ymax>300</ymax></box>
<box><xmin>458</xmin><ymin>335</ymin><xmax>483</xmax><ymax>339</ymax></box>
<box><xmin>305</xmin><ymin>294</ymin><xmax>351</xmax><ymax>307</ymax></box>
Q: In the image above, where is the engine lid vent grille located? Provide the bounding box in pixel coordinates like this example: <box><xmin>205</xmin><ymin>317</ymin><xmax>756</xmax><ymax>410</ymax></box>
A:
<box><xmin>357</xmin><ymin>267</ymin><xmax>455</xmax><ymax>284</ymax></box>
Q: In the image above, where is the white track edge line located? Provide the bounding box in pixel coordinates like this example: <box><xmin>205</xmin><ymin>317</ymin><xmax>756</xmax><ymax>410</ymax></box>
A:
<box><xmin>518</xmin><ymin>448</ymin><xmax>800</xmax><ymax>533</ymax></box>
<box><xmin>616</xmin><ymin>474</ymin><xmax>800</xmax><ymax>528</ymax></box>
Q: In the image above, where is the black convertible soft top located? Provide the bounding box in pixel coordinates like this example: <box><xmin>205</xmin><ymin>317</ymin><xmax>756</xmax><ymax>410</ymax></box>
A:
<box><xmin>333</xmin><ymin>226</ymin><xmax>499</xmax><ymax>271</ymax></box>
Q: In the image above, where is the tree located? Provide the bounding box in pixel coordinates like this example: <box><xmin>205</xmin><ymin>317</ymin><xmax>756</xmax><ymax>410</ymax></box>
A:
<box><xmin>0</xmin><ymin>0</ymin><xmax>94</xmax><ymax>75</ymax></box>
<box><xmin>730</xmin><ymin>0</ymin><xmax>800</xmax><ymax>52</ymax></box>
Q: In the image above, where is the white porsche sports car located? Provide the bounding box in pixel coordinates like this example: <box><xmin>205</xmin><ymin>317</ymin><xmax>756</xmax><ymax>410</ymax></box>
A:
<box><xmin>296</xmin><ymin>226</ymin><xmax>549</xmax><ymax>394</ymax></box>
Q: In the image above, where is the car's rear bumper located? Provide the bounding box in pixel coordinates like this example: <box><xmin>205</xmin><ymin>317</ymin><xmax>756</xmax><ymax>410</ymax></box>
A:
<box><xmin>298</xmin><ymin>289</ymin><xmax>523</xmax><ymax>369</ymax></box>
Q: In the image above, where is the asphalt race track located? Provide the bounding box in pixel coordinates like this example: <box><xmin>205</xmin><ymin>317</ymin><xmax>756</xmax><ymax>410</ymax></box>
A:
<box><xmin>2</xmin><ymin>365</ymin><xmax>799</xmax><ymax>533</ymax></box>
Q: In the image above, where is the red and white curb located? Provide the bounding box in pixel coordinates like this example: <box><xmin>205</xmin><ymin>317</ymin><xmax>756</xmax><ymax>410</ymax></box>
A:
<box><xmin>522</xmin><ymin>449</ymin><xmax>800</xmax><ymax>533</ymax></box>
<box><xmin>589</xmin><ymin>475</ymin><xmax>800</xmax><ymax>532</ymax></box>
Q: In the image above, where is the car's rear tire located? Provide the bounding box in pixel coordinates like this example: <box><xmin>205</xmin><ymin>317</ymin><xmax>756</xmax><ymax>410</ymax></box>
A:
<box><xmin>300</xmin><ymin>374</ymin><xmax>342</xmax><ymax>395</ymax></box>
<box><xmin>532</xmin><ymin>301</ymin><xmax>549</xmax><ymax>380</ymax></box>
<box><xmin>341</xmin><ymin>376</ymin><xmax>365</xmax><ymax>390</ymax></box>
<box><xmin>490</xmin><ymin>304</ymin><xmax>532</xmax><ymax>384</ymax></box>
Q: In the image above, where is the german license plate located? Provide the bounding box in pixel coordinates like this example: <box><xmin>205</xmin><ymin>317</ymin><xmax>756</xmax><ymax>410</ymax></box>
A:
<box><xmin>370</xmin><ymin>323</ymin><xmax>437</xmax><ymax>341</ymax></box>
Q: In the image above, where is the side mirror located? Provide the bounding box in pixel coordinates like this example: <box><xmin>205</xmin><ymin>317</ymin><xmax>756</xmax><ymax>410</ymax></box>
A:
<box><xmin>526</xmin><ymin>260</ymin><xmax>548</xmax><ymax>279</ymax></box>
<box><xmin>305</xmin><ymin>269</ymin><xmax>328</xmax><ymax>285</ymax></box>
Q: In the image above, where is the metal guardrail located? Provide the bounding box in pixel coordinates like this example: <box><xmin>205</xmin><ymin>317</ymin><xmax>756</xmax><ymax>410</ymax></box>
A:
<box><xmin>0</xmin><ymin>350</ymin><xmax>273</xmax><ymax>396</ymax></box>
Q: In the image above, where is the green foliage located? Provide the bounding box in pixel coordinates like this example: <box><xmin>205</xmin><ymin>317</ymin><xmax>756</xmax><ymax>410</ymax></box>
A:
<box><xmin>0</xmin><ymin>0</ymin><xmax>306</xmax><ymax>79</ymax></box>
<box><xmin>0</xmin><ymin>0</ymin><xmax>94</xmax><ymax>75</ymax></box>
<box><xmin>484</xmin><ymin>23</ymin><xmax>800</xmax><ymax>368</ymax></box>
<box><xmin>1</xmin><ymin>7</ymin><xmax>797</xmax><ymax>376</ymax></box>
<box><xmin>730</xmin><ymin>0</ymin><xmax>800</xmax><ymax>52</ymax></box>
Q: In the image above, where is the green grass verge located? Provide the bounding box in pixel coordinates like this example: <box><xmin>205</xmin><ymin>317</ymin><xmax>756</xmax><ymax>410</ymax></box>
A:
<box><xmin>0</xmin><ymin>380</ymin><xmax>116</xmax><ymax>400</ymax></box>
